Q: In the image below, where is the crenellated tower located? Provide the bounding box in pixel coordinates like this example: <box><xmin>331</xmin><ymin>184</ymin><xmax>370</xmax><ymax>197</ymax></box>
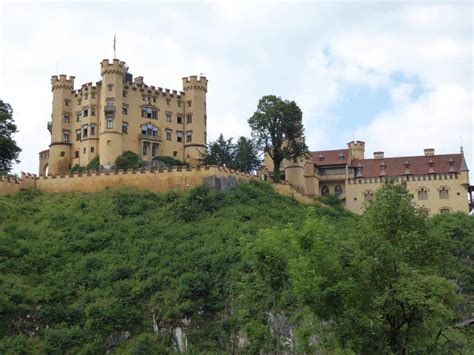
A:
<box><xmin>182</xmin><ymin>76</ymin><xmax>208</xmax><ymax>165</ymax></box>
<box><xmin>99</xmin><ymin>59</ymin><xmax>125</xmax><ymax>168</ymax></box>
<box><xmin>49</xmin><ymin>74</ymin><xmax>75</xmax><ymax>175</ymax></box>
<box><xmin>347</xmin><ymin>140</ymin><xmax>365</xmax><ymax>161</ymax></box>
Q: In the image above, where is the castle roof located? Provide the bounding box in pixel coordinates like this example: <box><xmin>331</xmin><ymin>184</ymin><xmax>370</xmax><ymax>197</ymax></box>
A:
<box><xmin>351</xmin><ymin>153</ymin><xmax>466</xmax><ymax>177</ymax></box>
<box><xmin>311</xmin><ymin>149</ymin><xmax>350</xmax><ymax>166</ymax></box>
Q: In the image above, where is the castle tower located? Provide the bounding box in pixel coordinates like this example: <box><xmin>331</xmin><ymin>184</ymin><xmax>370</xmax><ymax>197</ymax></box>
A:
<box><xmin>98</xmin><ymin>59</ymin><xmax>125</xmax><ymax>168</ymax></box>
<box><xmin>182</xmin><ymin>76</ymin><xmax>208</xmax><ymax>165</ymax></box>
<box><xmin>347</xmin><ymin>140</ymin><xmax>365</xmax><ymax>161</ymax></box>
<box><xmin>284</xmin><ymin>157</ymin><xmax>306</xmax><ymax>193</ymax></box>
<box><xmin>48</xmin><ymin>75</ymin><xmax>75</xmax><ymax>175</ymax></box>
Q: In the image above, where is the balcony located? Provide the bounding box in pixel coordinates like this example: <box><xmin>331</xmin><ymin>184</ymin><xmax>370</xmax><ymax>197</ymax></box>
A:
<box><xmin>104</xmin><ymin>104</ymin><xmax>115</xmax><ymax>116</ymax></box>
<box><xmin>140</xmin><ymin>133</ymin><xmax>161</xmax><ymax>142</ymax></box>
<box><xmin>47</xmin><ymin>121</ymin><xmax>52</xmax><ymax>133</ymax></box>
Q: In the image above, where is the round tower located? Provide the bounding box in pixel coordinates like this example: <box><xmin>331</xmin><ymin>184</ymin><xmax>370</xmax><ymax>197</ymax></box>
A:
<box><xmin>347</xmin><ymin>140</ymin><xmax>365</xmax><ymax>161</ymax></box>
<box><xmin>48</xmin><ymin>75</ymin><xmax>75</xmax><ymax>175</ymax></box>
<box><xmin>182</xmin><ymin>75</ymin><xmax>208</xmax><ymax>166</ymax></box>
<box><xmin>98</xmin><ymin>59</ymin><xmax>125</xmax><ymax>168</ymax></box>
<box><xmin>284</xmin><ymin>157</ymin><xmax>306</xmax><ymax>192</ymax></box>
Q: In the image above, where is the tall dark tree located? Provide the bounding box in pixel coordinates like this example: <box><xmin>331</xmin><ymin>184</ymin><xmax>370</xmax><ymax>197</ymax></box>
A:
<box><xmin>248</xmin><ymin>95</ymin><xmax>307</xmax><ymax>182</ymax></box>
<box><xmin>232</xmin><ymin>136</ymin><xmax>261</xmax><ymax>173</ymax></box>
<box><xmin>0</xmin><ymin>100</ymin><xmax>21</xmax><ymax>174</ymax></box>
<box><xmin>200</xmin><ymin>134</ymin><xmax>235</xmax><ymax>167</ymax></box>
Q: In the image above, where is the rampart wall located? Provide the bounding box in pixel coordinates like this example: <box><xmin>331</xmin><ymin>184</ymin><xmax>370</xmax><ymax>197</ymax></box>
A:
<box><xmin>0</xmin><ymin>166</ymin><xmax>253</xmax><ymax>196</ymax></box>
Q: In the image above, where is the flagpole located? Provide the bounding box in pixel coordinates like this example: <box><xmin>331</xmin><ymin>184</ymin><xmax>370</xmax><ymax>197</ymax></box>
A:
<box><xmin>113</xmin><ymin>34</ymin><xmax>116</xmax><ymax>59</ymax></box>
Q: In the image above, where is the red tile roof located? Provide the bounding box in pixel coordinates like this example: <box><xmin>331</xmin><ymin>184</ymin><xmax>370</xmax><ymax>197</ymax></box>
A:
<box><xmin>351</xmin><ymin>154</ymin><xmax>465</xmax><ymax>177</ymax></box>
<box><xmin>311</xmin><ymin>149</ymin><xmax>349</xmax><ymax>166</ymax></box>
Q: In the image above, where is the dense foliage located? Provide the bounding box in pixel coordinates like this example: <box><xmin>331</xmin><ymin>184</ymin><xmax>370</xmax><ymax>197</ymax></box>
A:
<box><xmin>115</xmin><ymin>151</ymin><xmax>144</xmax><ymax>170</ymax></box>
<box><xmin>0</xmin><ymin>100</ymin><xmax>21</xmax><ymax>174</ymax></box>
<box><xmin>248</xmin><ymin>95</ymin><xmax>308</xmax><ymax>182</ymax></box>
<box><xmin>152</xmin><ymin>156</ymin><xmax>185</xmax><ymax>167</ymax></box>
<box><xmin>201</xmin><ymin>134</ymin><xmax>261</xmax><ymax>173</ymax></box>
<box><xmin>0</xmin><ymin>181</ymin><xmax>472</xmax><ymax>353</ymax></box>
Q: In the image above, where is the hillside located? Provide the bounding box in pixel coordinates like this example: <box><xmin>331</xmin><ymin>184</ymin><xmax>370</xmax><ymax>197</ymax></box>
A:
<box><xmin>0</xmin><ymin>181</ymin><xmax>472</xmax><ymax>354</ymax></box>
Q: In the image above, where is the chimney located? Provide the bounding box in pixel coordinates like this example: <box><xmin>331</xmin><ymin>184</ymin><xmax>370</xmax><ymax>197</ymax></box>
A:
<box><xmin>424</xmin><ymin>148</ymin><xmax>434</xmax><ymax>156</ymax></box>
<box><xmin>134</xmin><ymin>76</ymin><xmax>144</xmax><ymax>85</ymax></box>
<box><xmin>373</xmin><ymin>151</ymin><xmax>384</xmax><ymax>159</ymax></box>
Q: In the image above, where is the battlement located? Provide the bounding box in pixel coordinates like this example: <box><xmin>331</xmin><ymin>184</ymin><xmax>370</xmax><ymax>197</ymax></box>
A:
<box><xmin>126</xmin><ymin>82</ymin><xmax>184</xmax><ymax>98</ymax></box>
<box><xmin>51</xmin><ymin>75</ymin><xmax>75</xmax><ymax>91</ymax></box>
<box><xmin>348</xmin><ymin>172</ymin><xmax>460</xmax><ymax>185</ymax></box>
<box><xmin>39</xmin><ymin>149</ymin><xmax>50</xmax><ymax>160</ymax></box>
<box><xmin>100</xmin><ymin>58</ymin><xmax>126</xmax><ymax>76</ymax></box>
<box><xmin>182</xmin><ymin>76</ymin><xmax>208</xmax><ymax>92</ymax></box>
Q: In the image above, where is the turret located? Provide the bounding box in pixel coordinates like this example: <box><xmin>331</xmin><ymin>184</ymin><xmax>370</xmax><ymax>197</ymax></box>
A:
<box><xmin>48</xmin><ymin>74</ymin><xmax>75</xmax><ymax>175</ymax></box>
<box><xmin>182</xmin><ymin>76</ymin><xmax>208</xmax><ymax>165</ymax></box>
<box><xmin>459</xmin><ymin>147</ymin><xmax>470</xmax><ymax>186</ymax></box>
<box><xmin>347</xmin><ymin>140</ymin><xmax>365</xmax><ymax>161</ymax></box>
<box><xmin>98</xmin><ymin>59</ymin><xmax>126</xmax><ymax>168</ymax></box>
<box><xmin>284</xmin><ymin>156</ymin><xmax>306</xmax><ymax>193</ymax></box>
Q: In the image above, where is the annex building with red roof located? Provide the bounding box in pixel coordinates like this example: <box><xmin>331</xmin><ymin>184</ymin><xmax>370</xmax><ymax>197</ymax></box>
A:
<box><xmin>263</xmin><ymin>141</ymin><xmax>471</xmax><ymax>215</ymax></box>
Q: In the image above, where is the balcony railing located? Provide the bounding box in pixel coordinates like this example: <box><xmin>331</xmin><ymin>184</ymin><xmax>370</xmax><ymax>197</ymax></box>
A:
<box><xmin>47</xmin><ymin>121</ymin><xmax>52</xmax><ymax>133</ymax></box>
<box><xmin>140</xmin><ymin>133</ymin><xmax>161</xmax><ymax>142</ymax></box>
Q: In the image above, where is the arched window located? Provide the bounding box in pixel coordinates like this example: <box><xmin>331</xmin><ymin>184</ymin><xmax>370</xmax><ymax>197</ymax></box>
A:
<box><xmin>141</xmin><ymin>106</ymin><xmax>157</xmax><ymax>119</ymax></box>
<box><xmin>439</xmin><ymin>186</ymin><xmax>449</xmax><ymax>199</ymax></box>
<box><xmin>141</xmin><ymin>124</ymin><xmax>159</xmax><ymax>136</ymax></box>
<box><xmin>321</xmin><ymin>186</ymin><xmax>329</xmax><ymax>196</ymax></box>
<box><xmin>335</xmin><ymin>185</ymin><xmax>343</xmax><ymax>195</ymax></box>
<box><xmin>418</xmin><ymin>187</ymin><xmax>428</xmax><ymax>200</ymax></box>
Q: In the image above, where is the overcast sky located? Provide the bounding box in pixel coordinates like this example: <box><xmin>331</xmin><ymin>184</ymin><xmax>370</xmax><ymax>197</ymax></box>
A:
<box><xmin>0</xmin><ymin>0</ymin><xmax>472</xmax><ymax>178</ymax></box>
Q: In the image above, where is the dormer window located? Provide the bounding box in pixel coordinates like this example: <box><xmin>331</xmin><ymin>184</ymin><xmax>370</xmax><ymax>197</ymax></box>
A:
<box><xmin>318</xmin><ymin>154</ymin><xmax>324</xmax><ymax>161</ymax></box>
<box><xmin>338</xmin><ymin>153</ymin><xmax>345</xmax><ymax>160</ymax></box>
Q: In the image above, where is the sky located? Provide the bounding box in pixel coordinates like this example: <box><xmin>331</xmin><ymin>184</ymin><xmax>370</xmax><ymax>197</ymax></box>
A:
<box><xmin>0</xmin><ymin>0</ymin><xmax>472</xmax><ymax>179</ymax></box>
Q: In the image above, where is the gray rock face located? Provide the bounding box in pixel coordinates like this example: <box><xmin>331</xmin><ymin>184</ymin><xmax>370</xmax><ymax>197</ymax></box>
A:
<box><xmin>172</xmin><ymin>327</ymin><xmax>188</xmax><ymax>352</ymax></box>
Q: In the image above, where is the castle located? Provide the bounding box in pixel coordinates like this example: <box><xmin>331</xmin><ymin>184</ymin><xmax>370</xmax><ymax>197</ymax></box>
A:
<box><xmin>264</xmin><ymin>142</ymin><xmax>472</xmax><ymax>215</ymax></box>
<box><xmin>39</xmin><ymin>58</ymin><xmax>207</xmax><ymax>175</ymax></box>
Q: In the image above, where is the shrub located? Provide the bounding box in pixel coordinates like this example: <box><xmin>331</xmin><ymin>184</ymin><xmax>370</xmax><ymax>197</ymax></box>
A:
<box><xmin>115</xmin><ymin>151</ymin><xmax>144</xmax><ymax>171</ymax></box>
<box><xmin>152</xmin><ymin>156</ymin><xmax>185</xmax><ymax>167</ymax></box>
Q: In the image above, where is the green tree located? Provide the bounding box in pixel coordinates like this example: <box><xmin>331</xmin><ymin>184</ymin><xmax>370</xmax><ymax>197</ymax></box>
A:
<box><xmin>232</xmin><ymin>136</ymin><xmax>261</xmax><ymax>173</ymax></box>
<box><xmin>0</xmin><ymin>100</ymin><xmax>21</xmax><ymax>174</ymax></box>
<box><xmin>200</xmin><ymin>134</ymin><xmax>235</xmax><ymax>167</ymax></box>
<box><xmin>248</xmin><ymin>95</ymin><xmax>307</xmax><ymax>182</ymax></box>
<box><xmin>115</xmin><ymin>151</ymin><xmax>144</xmax><ymax>170</ymax></box>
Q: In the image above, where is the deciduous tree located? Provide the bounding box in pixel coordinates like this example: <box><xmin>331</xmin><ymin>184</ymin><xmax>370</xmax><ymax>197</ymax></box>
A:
<box><xmin>0</xmin><ymin>100</ymin><xmax>21</xmax><ymax>174</ymax></box>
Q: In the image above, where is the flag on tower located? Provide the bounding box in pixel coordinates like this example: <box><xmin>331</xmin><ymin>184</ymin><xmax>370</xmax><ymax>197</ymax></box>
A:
<box><xmin>113</xmin><ymin>34</ymin><xmax>116</xmax><ymax>58</ymax></box>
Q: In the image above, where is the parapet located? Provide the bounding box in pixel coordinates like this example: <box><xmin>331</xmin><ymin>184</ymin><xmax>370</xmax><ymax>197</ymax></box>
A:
<box><xmin>182</xmin><ymin>75</ymin><xmax>208</xmax><ymax>92</ymax></box>
<box><xmin>347</xmin><ymin>140</ymin><xmax>365</xmax><ymax>149</ymax></box>
<box><xmin>51</xmin><ymin>74</ymin><xmax>75</xmax><ymax>91</ymax></box>
<box><xmin>100</xmin><ymin>58</ymin><xmax>126</xmax><ymax>76</ymax></box>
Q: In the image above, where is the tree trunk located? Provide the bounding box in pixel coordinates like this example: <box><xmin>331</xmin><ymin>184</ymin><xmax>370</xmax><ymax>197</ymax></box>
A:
<box><xmin>273</xmin><ymin>160</ymin><xmax>281</xmax><ymax>183</ymax></box>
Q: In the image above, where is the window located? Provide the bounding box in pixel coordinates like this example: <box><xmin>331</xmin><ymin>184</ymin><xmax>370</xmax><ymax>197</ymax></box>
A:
<box><xmin>186</xmin><ymin>115</ymin><xmax>192</xmax><ymax>124</ymax></box>
<box><xmin>364</xmin><ymin>191</ymin><xmax>374</xmax><ymax>202</ymax></box>
<box><xmin>123</xmin><ymin>90</ymin><xmax>127</xmax><ymax>97</ymax></box>
<box><xmin>151</xmin><ymin>143</ymin><xmax>157</xmax><ymax>157</ymax></box>
<box><xmin>321</xmin><ymin>186</ymin><xmax>329</xmax><ymax>196</ymax></box>
<box><xmin>439</xmin><ymin>187</ymin><xmax>449</xmax><ymax>199</ymax></box>
<box><xmin>440</xmin><ymin>207</ymin><xmax>451</xmax><ymax>214</ymax></box>
<box><xmin>177</xmin><ymin>100</ymin><xmax>182</xmax><ymax>107</ymax></box>
<box><xmin>122</xmin><ymin>104</ymin><xmax>128</xmax><ymax>115</ymax></box>
<box><xmin>76</xmin><ymin>129</ymin><xmax>81</xmax><ymax>141</ymax></box>
<box><xmin>107</xmin><ymin>84</ymin><xmax>114</xmax><ymax>91</ymax></box>
<box><xmin>142</xmin><ymin>142</ymin><xmax>148</xmax><ymax>156</ymax></box>
<box><xmin>74</xmin><ymin>151</ymin><xmax>79</xmax><ymax>158</ymax></box>
<box><xmin>418</xmin><ymin>188</ymin><xmax>428</xmax><ymax>200</ymax></box>
<box><xmin>60</xmin><ymin>151</ymin><xmax>65</xmax><ymax>157</ymax></box>
<box><xmin>173</xmin><ymin>151</ymin><xmax>178</xmax><ymax>158</ymax></box>
<box><xmin>166</xmin><ymin>129</ymin><xmax>172</xmax><ymax>141</ymax></box>
<box><xmin>420</xmin><ymin>208</ymin><xmax>430</xmax><ymax>215</ymax></box>
<box><xmin>63</xmin><ymin>113</ymin><xmax>70</xmax><ymax>123</ymax></box>
<box><xmin>63</xmin><ymin>130</ymin><xmax>70</xmax><ymax>141</ymax></box>
<box><xmin>166</xmin><ymin>98</ymin><xmax>171</xmax><ymax>106</ymax></box>
<box><xmin>84</xmin><ymin>93</ymin><xmax>88</xmax><ymax>100</ymax></box>
<box><xmin>91</xmin><ymin>147</ymin><xmax>95</xmax><ymax>153</ymax></box>
<box><xmin>106</xmin><ymin>98</ymin><xmax>114</xmax><ymax>107</ymax></box>
<box><xmin>77</xmin><ymin>98</ymin><xmax>82</xmax><ymax>105</ymax></box>
<box><xmin>106</xmin><ymin>118</ymin><xmax>113</xmax><ymax>129</ymax></box>
<box><xmin>76</xmin><ymin>113</ymin><xmax>82</xmax><ymax>122</ymax></box>
<box><xmin>338</xmin><ymin>153</ymin><xmax>345</xmax><ymax>160</ymax></box>
<box><xmin>166</xmin><ymin>113</ymin><xmax>172</xmax><ymax>122</ymax></box>
<box><xmin>91</xmin><ymin>92</ymin><xmax>96</xmax><ymax>99</ymax></box>
<box><xmin>83</xmin><ymin>126</ymin><xmax>88</xmax><ymax>138</ymax></box>
<box><xmin>90</xmin><ymin>125</ymin><xmax>96</xmax><ymax>136</ymax></box>
<box><xmin>141</xmin><ymin>107</ymin><xmax>157</xmax><ymax>119</ymax></box>
<box><xmin>335</xmin><ymin>185</ymin><xmax>343</xmax><ymax>196</ymax></box>
<box><xmin>187</xmin><ymin>100</ymin><xmax>192</xmax><ymax>107</ymax></box>
<box><xmin>177</xmin><ymin>115</ymin><xmax>183</xmax><ymax>124</ymax></box>
<box><xmin>83</xmin><ymin>148</ymin><xmax>86</xmax><ymax>154</ymax></box>
<box><xmin>83</xmin><ymin>109</ymin><xmax>88</xmax><ymax>117</ymax></box>
<box><xmin>122</xmin><ymin>122</ymin><xmax>128</xmax><ymax>134</ymax></box>
<box><xmin>186</xmin><ymin>131</ymin><xmax>192</xmax><ymax>142</ymax></box>
<box><xmin>318</xmin><ymin>155</ymin><xmax>324</xmax><ymax>161</ymax></box>
<box><xmin>177</xmin><ymin>131</ymin><xmax>183</xmax><ymax>142</ymax></box>
<box><xmin>64</xmin><ymin>99</ymin><xmax>70</xmax><ymax>106</ymax></box>
<box><xmin>91</xmin><ymin>107</ymin><xmax>96</xmax><ymax>116</ymax></box>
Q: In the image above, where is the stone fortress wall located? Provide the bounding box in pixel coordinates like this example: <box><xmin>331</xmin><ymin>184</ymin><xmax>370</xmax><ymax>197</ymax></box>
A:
<box><xmin>0</xmin><ymin>166</ymin><xmax>253</xmax><ymax>196</ymax></box>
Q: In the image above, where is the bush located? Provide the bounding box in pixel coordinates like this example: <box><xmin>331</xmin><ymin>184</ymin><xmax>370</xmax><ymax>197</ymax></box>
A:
<box><xmin>86</xmin><ymin>156</ymin><xmax>100</xmax><ymax>171</ymax></box>
<box><xmin>152</xmin><ymin>156</ymin><xmax>185</xmax><ymax>167</ymax></box>
<box><xmin>115</xmin><ymin>151</ymin><xmax>144</xmax><ymax>170</ymax></box>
